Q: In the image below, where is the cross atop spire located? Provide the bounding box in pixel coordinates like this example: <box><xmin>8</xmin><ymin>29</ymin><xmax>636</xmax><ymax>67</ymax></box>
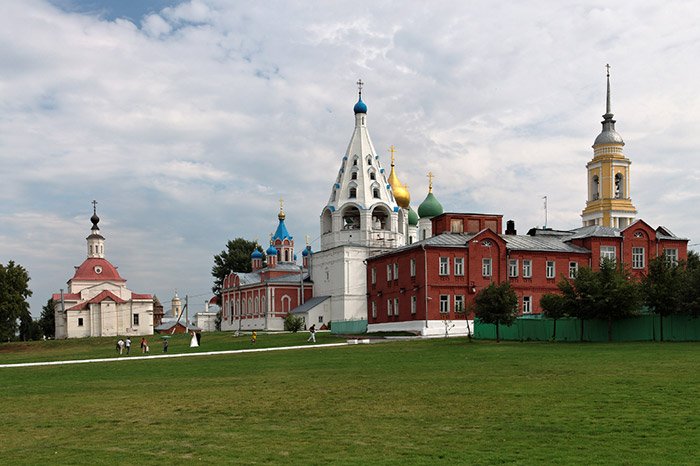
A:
<box><xmin>427</xmin><ymin>172</ymin><xmax>434</xmax><ymax>193</ymax></box>
<box><xmin>389</xmin><ymin>145</ymin><xmax>396</xmax><ymax>165</ymax></box>
<box><xmin>278</xmin><ymin>198</ymin><xmax>286</xmax><ymax>220</ymax></box>
<box><xmin>357</xmin><ymin>78</ymin><xmax>363</xmax><ymax>97</ymax></box>
<box><xmin>92</xmin><ymin>199</ymin><xmax>98</xmax><ymax>214</ymax></box>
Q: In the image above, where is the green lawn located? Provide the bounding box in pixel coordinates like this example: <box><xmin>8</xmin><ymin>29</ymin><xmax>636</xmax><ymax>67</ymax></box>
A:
<box><xmin>2</xmin><ymin>336</ymin><xmax>700</xmax><ymax>465</ymax></box>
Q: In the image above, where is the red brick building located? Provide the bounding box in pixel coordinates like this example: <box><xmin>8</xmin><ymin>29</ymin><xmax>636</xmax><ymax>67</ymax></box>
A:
<box><xmin>365</xmin><ymin>212</ymin><xmax>687</xmax><ymax>336</ymax></box>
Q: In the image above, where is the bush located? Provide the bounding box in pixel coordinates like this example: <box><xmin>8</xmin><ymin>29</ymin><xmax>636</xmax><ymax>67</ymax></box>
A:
<box><xmin>284</xmin><ymin>315</ymin><xmax>304</xmax><ymax>332</ymax></box>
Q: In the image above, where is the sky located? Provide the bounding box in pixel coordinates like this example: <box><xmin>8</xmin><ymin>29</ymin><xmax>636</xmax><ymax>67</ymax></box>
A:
<box><xmin>2</xmin><ymin>0</ymin><xmax>699</xmax><ymax>318</ymax></box>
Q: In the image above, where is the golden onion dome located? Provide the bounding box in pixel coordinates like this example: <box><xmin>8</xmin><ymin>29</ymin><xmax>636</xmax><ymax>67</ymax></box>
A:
<box><xmin>387</xmin><ymin>146</ymin><xmax>410</xmax><ymax>208</ymax></box>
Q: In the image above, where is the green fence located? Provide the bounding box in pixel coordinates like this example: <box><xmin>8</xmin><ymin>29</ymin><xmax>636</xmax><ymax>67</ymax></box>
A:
<box><xmin>331</xmin><ymin>319</ymin><xmax>368</xmax><ymax>335</ymax></box>
<box><xmin>474</xmin><ymin>314</ymin><xmax>700</xmax><ymax>342</ymax></box>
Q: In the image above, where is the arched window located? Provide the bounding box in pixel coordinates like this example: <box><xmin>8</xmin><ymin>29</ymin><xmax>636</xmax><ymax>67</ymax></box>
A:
<box><xmin>285</xmin><ymin>250</ymin><xmax>289</xmax><ymax>262</ymax></box>
<box><xmin>261</xmin><ymin>296</ymin><xmax>266</xmax><ymax>315</ymax></box>
<box><xmin>615</xmin><ymin>173</ymin><xmax>624</xmax><ymax>199</ymax></box>
<box><xmin>241</xmin><ymin>299</ymin><xmax>246</xmax><ymax>316</ymax></box>
<box><xmin>248</xmin><ymin>298</ymin><xmax>252</xmax><ymax>315</ymax></box>
<box><xmin>349</xmin><ymin>187</ymin><xmax>357</xmax><ymax>198</ymax></box>
<box><xmin>373</xmin><ymin>188</ymin><xmax>380</xmax><ymax>198</ymax></box>
<box><xmin>367</xmin><ymin>157</ymin><xmax>372</xmax><ymax>166</ymax></box>
<box><xmin>591</xmin><ymin>175</ymin><xmax>599</xmax><ymax>200</ymax></box>
<box><xmin>255</xmin><ymin>297</ymin><xmax>259</xmax><ymax>314</ymax></box>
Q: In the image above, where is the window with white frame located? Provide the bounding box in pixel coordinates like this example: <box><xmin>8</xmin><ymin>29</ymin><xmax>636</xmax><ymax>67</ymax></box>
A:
<box><xmin>410</xmin><ymin>258</ymin><xmax>416</xmax><ymax>277</ymax></box>
<box><xmin>372</xmin><ymin>301</ymin><xmax>377</xmax><ymax>318</ymax></box>
<box><xmin>546</xmin><ymin>261</ymin><xmax>555</xmax><ymax>279</ymax></box>
<box><xmin>523</xmin><ymin>260</ymin><xmax>532</xmax><ymax>278</ymax></box>
<box><xmin>387</xmin><ymin>299</ymin><xmax>392</xmax><ymax>316</ymax></box>
<box><xmin>371</xmin><ymin>267</ymin><xmax>376</xmax><ymax>284</ymax></box>
<box><xmin>569</xmin><ymin>261</ymin><xmax>579</xmax><ymax>279</ymax></box>
<box><xmin>394</xmin><ymin>263</ymin><xmax>399</xmax><ymax>280</ymax></box>
<box><xmin>411</xmin><ymin>296</ymin><xmax>416</xmax><ymax>314</ymax></box>
<box><xmin>523</xmin><ymin>296</ymin><xmax>532</xmax><ymax>314</ymax></box>
<box><xmin>394</xmin><ymin>298</ymin><xmax>399</xmax><ymax>316</ymax></box>
<box><xmin>455</xmin><ymin>257</ymin><xmax>464</xmax><ymax>276</ymax></box>
<box><xmin>482</xmin><ymin>258</ymin><xmax>492</xmax><ymax>278</ymax></box>
<box><xmin>318</xmin><ymin>316</ymin><xmax>324</xmax><ymax>323</ymax></box>
<box><xmin>663</xmin><ymin>248</ymin><xmax>678</xmax><ymax>266</ymax></box>
<box><xmin>509</xmin><ymin>259</ymin><xmax>518</xmax><ymax>278</ymax></box>
<box><xmin>387</xmin><ymin>264</ymin><xmax>392</xmax><ymax>282</ymax></box>
<box><xmin>600</xmin><ymin>246</ymin><xmax>616</xmax><ymax>261</ymax></box>
<box><xmin>439</xmin><ymin>295</ymin><xmax>450</xmax><ymax>313</ymax></box>
<box><xmin>632</xmin><ymin>247</ymin><xmax>645</xmax><ymax>269</ymax></box>
<box><xmin>454</xmin><ymin>295</ymin><xmax>465</xmax><ymax>313</ymax></box>
<box><xmin>439</xmin><ymin>257</ymin><xmax>449</xmax><ymax>276</ymax></box>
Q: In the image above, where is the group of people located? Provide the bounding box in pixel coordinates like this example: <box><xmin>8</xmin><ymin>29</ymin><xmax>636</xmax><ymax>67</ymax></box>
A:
<box><xmin>113</xmin><ymin>327</ymin><xmax>318</xmax><ymax>355</ymax></box>
<box><xmin>115</xmin><ymin>337</ymin><xmax>151</xmax><ymax>355</ymax></box>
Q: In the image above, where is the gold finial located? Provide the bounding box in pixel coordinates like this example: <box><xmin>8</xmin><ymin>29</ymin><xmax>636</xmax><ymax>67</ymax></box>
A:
<box><xmin>427</xmin><ymin>172</ymin><xmax>434</xmax><ymax>193</ymax></box>
<box><xmin>270</xmin><ymin>232</ymin><xmax>274</xmax><ymax>245</ymax></box>
<box><xmin>389</xmin><ymin>145</ymin><xmax>397</xmax><ymax>166</ymax></box>
<box><xmin>278</xmin><ymin>198</ymin><xmax>286</xmax><ymax>220</ymax></box>
<box><xmin>306</xmin><ymin>235</ymin><xmax>310</xmax><ymax>246</ymax></box>
<box><xmin>254</xmin><ymin>237</ymin><xmax>258</xmax><ymax>247</ymax></box>
<box><xmin>404</xmin><ymin>183</ymin><xmax>409</xmax><ymax>189</ymax></box>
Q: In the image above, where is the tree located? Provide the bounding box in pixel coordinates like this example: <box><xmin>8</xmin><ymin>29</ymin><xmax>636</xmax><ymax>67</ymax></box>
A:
<box><xmin>539</xmin><ymin>292</ymin><xmax>568</xmax><ymax>340</ymax></box>
<box><xmin>561</xmin><ymin>259</ymin><xmax>640</xmax><ymax>342</ymax></box>
<box><xmin>594</xmin><ymin>259</ymin><xmax>640</xmax><ymax>342</ymax></box>
<box><xmin>640</xmin><ymin>255</ymin><xmax>682</xmax><ymax>341</ymax></box>
<box><xmin>39</xmin><ymin>298</ymin><xmax>55</xmax><ymax>339</ymax></box>
<box><xmin>473</xmin><ymin>281</ymin><xmax>519</xmax><ymax>342</ymax></box>
<box><xmin>211</xmin><ymin>238</ymin><xmax>266</xmax><ymax>296</ymax></box>
<box><xmin>215</xmin><ymin>310</ymin><xmax>222</xmax><ymax>331</ymax></box>
<box><xmin>284</xmin><ymin>314</ymin><xmax>304</xmax><ymax>332</ymax></box>
<box><xmin>0</xmin><ymin>261</ymin><xmax>33</xmax><ymax>341</ymax></box>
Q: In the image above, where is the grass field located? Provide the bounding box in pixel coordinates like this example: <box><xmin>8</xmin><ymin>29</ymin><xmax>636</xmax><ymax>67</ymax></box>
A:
<box><xmin>2</xmin><ymin>334</ymin><xmax>700</xmax><ymax>465</ymax></box>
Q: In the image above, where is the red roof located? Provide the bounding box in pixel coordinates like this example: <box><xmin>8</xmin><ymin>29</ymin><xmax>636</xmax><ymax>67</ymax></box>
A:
<box><xmin>52</xmin><ymin>292</ymin><xmax>81</xmax><ymax>301</ymax></box>
<box><xmin>66</xmin><ymin>290</ymin><xmax>126</xmax><ymax>311</ymax></box>
<box><xmin>131</xmin><ymin>293</ymin><xmax>152</xmax><ymax>300</ymax></box>
<box><xmin>71</xmin><ymin>258</ymin><xmax>125</xmax><ymax>282</ymax></box>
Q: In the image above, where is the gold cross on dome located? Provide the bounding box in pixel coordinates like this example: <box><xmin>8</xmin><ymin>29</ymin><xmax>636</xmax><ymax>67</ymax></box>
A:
<box><xmin>306</xmin><ymin>235</ymin><xmax>310</xmax><ymax>246</ymax></box>
<box><xmin>270</xmin><ymin>232</ymin><xmax>274</xmax><ymax>244</ymax></box>
<box><xmin>254</xmin><ymin>237</ymin><xmax>258</xmax><ymax>246</ymax></box>
<box><xmin>427</xmin><ymin>172</ymin><xmax>434</xmax><ymax>191</ymax></box>
<box><xmin>279</xmin><ymin>198</ymin><xmax>284</xmax><ymax>212</ymax></box>
<box><xmin>388</xmin><ymin>145</ymin><xmax>396</xmax><ymax>164</ymax></box>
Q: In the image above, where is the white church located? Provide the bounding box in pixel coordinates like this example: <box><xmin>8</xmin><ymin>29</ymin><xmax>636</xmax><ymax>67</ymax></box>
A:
<box><xmin>53</xmin><ymin>205</ymin><xmax>154</xmax><ymax>339</ymax></box>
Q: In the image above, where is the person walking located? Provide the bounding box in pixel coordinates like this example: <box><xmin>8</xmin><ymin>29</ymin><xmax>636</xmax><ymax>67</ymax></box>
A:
<box><xmin>117</xmin><ymin>339</ymin><xmax>124</xmax><ymax>355</ymax></box>
<box><xmin>163</xmin><ymin>339</ymin><xmax>168</xmax><ymax>353</ymax></box>
<box><xmin>307</xmin><ymin>324</ymin><xmax>316</xmax><ymax>343</ymax></box>
<box><xmin>125</xmin><ymin>337</ymin><xmax>131</xmax><ymax>355</ymax></box>
<box><xmin>251</xmin><ymin>331</ymin><xmax>257</xmax><ymax>345</ymax></box>
<box><xmin>140</xmin><ymin>338</ymin><xmax>147</xmax><ymax>354</ymax></box>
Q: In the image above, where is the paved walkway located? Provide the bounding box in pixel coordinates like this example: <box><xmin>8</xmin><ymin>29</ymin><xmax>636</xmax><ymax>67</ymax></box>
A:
<box><xmin>0</xmin><ymin>342</ymin><xmax>351</xmax><ymax>369</ymax></box>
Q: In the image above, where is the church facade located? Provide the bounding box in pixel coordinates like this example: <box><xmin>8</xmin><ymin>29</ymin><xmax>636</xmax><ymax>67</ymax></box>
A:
<box><xmin>54</xmin><ymin>206</ymin><xmax>154</xmax><ymax>339</ymax></box>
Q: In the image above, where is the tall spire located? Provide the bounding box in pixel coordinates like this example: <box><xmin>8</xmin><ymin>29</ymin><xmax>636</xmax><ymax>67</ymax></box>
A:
<box><xmin>593</xmin><ymin>64</ymin><xmax>624</xmax><ymax>147</ymax></box>
<box><xmin>605</xmin><ymin>64</ymin><xmax>612</xmax><ymax>117</ymax></box>
<box><xmin>86</xmin><ymin>201</ymin><xmax>105</xmax><ymax>259</ymax></box>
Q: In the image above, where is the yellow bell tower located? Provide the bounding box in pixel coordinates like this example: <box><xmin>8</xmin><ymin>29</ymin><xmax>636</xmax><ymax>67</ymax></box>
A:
<box><xmin>581</xmin><ymin>65</ymin><xmax>637</xmax><ymax>228</ymax></box>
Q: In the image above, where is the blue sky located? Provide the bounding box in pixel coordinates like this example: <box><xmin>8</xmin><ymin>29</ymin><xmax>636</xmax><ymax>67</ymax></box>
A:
<box><xmin>3</xmin><ymin>0</ymin><xmax>700</xmax><ymax>317</ymax></box>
